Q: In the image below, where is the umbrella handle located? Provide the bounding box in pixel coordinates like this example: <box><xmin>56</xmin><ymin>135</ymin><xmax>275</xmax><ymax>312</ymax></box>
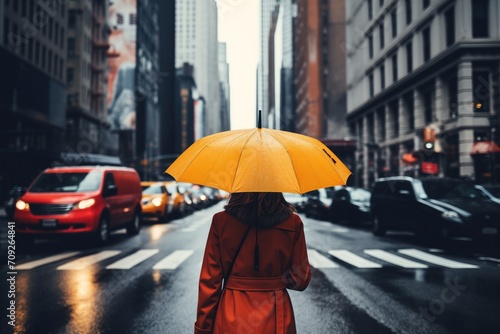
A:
<box><xmin>258</xmin><ymin>110</ymin><xmax>262</xmax><ymax>129</ymax></box>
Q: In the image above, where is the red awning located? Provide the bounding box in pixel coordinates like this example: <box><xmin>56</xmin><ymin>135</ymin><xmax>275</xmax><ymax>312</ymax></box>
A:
<box><xmin>401</xmin><ymin>153</ymin><xmax>419</xmax><ymax>164</ymax></box>
<box><xmin>470</xmin><ymin>141</ymin><xmax>500</xmax><ymax>155</ymax></box>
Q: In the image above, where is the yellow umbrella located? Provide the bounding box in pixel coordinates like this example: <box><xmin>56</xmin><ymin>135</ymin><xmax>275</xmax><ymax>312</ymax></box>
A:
<box><xmin>165</xmin><ymin>120</ymin><xmax>351</xmax><ymax>194</ymax></box>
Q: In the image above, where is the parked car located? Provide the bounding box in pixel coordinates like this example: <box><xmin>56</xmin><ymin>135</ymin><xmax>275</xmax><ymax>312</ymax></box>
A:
<box><xmin>303</xmin><ymin>188</ymin><xmax>334</xmax><ymax>220</ymax></box>
<box><xmin>164</xmin><ymin>181</ymin><xmax>187</xmax><ymax>218</ymax></box>
<box><xmin>370</xmin><ymin>176</ymin><xmax>500</xmax><ymax>244</ymax></box>
<box><xmin>283</xmin><ymin>192</ymin><xmax>306</xmax><ymax>212</ymax></box>
<box><xmin>475</xmin><ymin>185</ymin><xmax>500</xmax><ymax>204</ymax></box>
<box><xmin>141</xmin><ymin>182</ymin><xmax>173</xmax><ymax>223</ymax></box>
<box><xmin>328</xmin><ymin>187</ymin><xmax>371</xmax><ymax>225</ymax></box>
<box><xmin>14</xmin><ymin>166</ymin><xmax>143</xmax><ymax>246</ymax></box>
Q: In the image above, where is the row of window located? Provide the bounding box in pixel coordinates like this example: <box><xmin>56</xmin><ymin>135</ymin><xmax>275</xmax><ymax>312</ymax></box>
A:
<box><xmin>361</xmin><ymin>65</ymin><xmax>493</xmax><ymax>144</ymax></box>
<box><xmin>5</xmin><ymin>0</ymin><xmax>65</xmax><ymax>18</ymax></box>
<box><xmin>367</xmin><ymin>0</ymin><xmax>489</xmax><ymax>62</ymax></box>
<box><xmin>368</xmin><ymin>6</ymin><xmax>456</xmax><ymax>97</ymax></box>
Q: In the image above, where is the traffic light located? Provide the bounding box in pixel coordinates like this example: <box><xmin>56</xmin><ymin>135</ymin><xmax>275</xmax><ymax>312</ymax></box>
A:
<box><xmin>423</xmin><ymin>126</ymin><xmax>435</xmax><ymax>152</ymax></box>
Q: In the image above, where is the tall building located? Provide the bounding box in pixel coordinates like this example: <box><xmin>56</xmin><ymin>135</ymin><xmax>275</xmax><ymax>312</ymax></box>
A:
<box><xmin>218</xmin><ymin>42</ymin><xmax>231</xmax><ymax>132</ymax></box>
<box><xmin>280</xmin><ymin>0</ymin><xmax>295</xmax><ymax>132</ymax></box>
<box><xmin>294</xmin><ymin>0</ymin><xmax>323</xmax><ymax>137</ymax></box>
<box><xmin>66</xmin><ymin>0</ymin><xmax>111</xmax><ymax>156</ymax></box>
<box><xmin>258</xmin><ymin>0</ymin><xmax>280</xmax><ymax>128</ymax></box>
<box><xmin>0</xmin><ymin>1</ymin><xmax>68</xmax><ymax>190</ymax></box>
<box><xmin>136</xmin><ymin>0</ymin><xmax>160</xmax><ymax>180</ymax></box>
<box><xmin>175</xmin><ymin>0</ymin><xmax>220</xmax><ymax>135</ymax></box>
<box><xmin>346</xmin><ymin>0</ymin><xmax>500</xmax><ymax>187</ymax></box>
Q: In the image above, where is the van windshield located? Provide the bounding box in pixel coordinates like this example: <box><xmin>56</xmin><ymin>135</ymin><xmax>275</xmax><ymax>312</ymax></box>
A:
<box><xmin>29</xmin><ymin>171</ymin><xmax>102</xmax><ymax>193</ymax></box>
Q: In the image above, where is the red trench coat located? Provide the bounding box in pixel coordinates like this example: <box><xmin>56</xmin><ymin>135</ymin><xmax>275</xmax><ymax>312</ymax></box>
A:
<box><xmin>194</xmin><ymin>212</ymin><xmax>312</xmax><ymax>334</ymax></box>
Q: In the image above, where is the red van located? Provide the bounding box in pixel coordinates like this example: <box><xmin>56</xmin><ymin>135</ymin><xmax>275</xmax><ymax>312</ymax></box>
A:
<box><xmin>14</xmin><ymin>166</ymin><xmax>143</xmax><ymax>245</ymax></box>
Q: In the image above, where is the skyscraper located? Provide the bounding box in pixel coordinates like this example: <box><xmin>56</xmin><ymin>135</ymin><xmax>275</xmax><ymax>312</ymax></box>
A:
<box><xmin>175</xmin><ymin>0</ymin><xmax>220</xmax><ymax>135</ymax></box>
<box><xmin>218</xmin><ymin>42</ymin><xmax>231</xmax><ymax>132</ymax></box>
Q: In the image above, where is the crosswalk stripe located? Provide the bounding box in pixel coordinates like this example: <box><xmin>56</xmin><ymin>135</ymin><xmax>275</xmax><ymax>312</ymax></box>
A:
<box><xmin>17</xmin><ymin>252</ymin><xmax>81</xmax><ymax>270</ymax></box>
<box><xmin>364</xmin><ymin>249</ymin><xmax>428</xmax><ymax>268</ymax></box>
<box><xmin>328</xmin><ymin>250</ymin><xmax>383</xmax><ymax>268</ymax></box>
<box><xmin>398</xmin><ymin>249</ymin><xmax>478</xmax><ymax>269</ymax></box>
<box><xmin>57</xmin><ymin>251</ymin><xmax>121</xmax><ymax>270</ymax></box>
<box><xmin>153</xmin><ymin>250</ymin><xmax>194</xmax><ymax>270</ymax></box>
<box><xmin>106</xmin><ymin>249</ymin><xmax>160</xmax><ymax>269</ymax></box>
<box><xmin>307</xmin><ymin>249</ymin><xmax>339</xmax><ymax>268</ymax></box>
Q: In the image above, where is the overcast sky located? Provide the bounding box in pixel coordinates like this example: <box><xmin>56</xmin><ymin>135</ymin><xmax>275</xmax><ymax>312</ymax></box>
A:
<box><xmin>217</xmin><ymin>0</ymin><xmax>260</xmax><ymax>130</ymax></box>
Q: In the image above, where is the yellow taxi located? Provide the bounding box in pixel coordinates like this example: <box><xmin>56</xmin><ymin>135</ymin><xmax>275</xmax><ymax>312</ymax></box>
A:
<box><xmin>140</xmin><ymin>182</ymin><xmax>173</xmax><ymax>223</ymax></box>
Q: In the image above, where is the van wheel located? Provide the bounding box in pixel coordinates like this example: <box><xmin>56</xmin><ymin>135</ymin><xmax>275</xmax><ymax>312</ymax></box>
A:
<box><xmin>127</xmin><ymin>211</ymin><xmax>141</xmax><ymax>235</ymax></box>
<box><xmin>372</xmin><ymin>215</ymin><xmax>387</xmax><ymax>236</ymax></box>
<box><xmin>95</xmin><ymin>216</ymin><xmax>110</xmax><ymax>244</ymax></box>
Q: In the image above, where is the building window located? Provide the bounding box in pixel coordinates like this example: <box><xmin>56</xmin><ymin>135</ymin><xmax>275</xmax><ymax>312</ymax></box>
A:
<box><xmin>35</xmin><ymin>41</ymin><xmax>40</xmax><ymax>65</ymax></box>
<box><xmin>380</xmin><ymin>0</ymin><xmax>384</xmax><ymax>7</ymax></box>
<box><xmin>368</xmin><ymin>33</ymin><xmax>374</xmax><ymax>59</ymax></box>
<box><xmin>445</xmin><ymin>7</ymin><xmax>455</xmax><ymax>46</ymax></box>
<box><xmin>369</xmin><ymin>72</ymin><xmax>375</xmax><ymax>97</ymax></box>
<box><xmin>377</xmin><ymin>107</ymin><xmax>386</xmax><ymax>141</ymax></box>
<box><xmin>392</xmin><ymin>53</ymin><xmax>398</xmax><ymax>82</ymax></box>
<box><xmin>68</xmin><ymin>10</ymin><xmax>77</xmax><ymax>29</ymax></box>
<box><xmin>379</xmin><ymin>22</ymin><xmax>385</xmax><ymax>50</ymax></box>
<box><xmin>390</xmin><ymin>100</ymin><xmax>399</xmax><ymax>138</ymax></box>
<box><xmin>391</xmin><ymin>7</ymin><xmax>397</xmax><ymax>38</ymax></box>
<box><xmin>54</xmin><ymin>22</ymin><xmax>59</xmax><ymax>46</ymax></box>
<box><xmin>405</xmin><ymin>0</ymin><xmax>412</xmax><ymax>25</ymax></box>
<box><xmin>48</xmin><ymin>50</ymin><xmax>52</xmax><ymax>73</ymax></box>
<box><xmin>423</xmin><ymin>88</ymin><xmax>433</xmax><ymax>124</ymax></box>
<box><xmin>380</xmin><ymin>64</ymin><xmax>385</xmax><ymax>90</ymax></box>
<box><xmin>368</xmin><ymin>0</ymin><xmax>373</xmax><ymax>20</ymax></box>
<box><xmin>3</xmin><ymin>18</ymin><xmax>9</xmax><ymax>46</ymax></box>
<box><xmin>447</xmin><ymin>75</ymin><xmax>458</xmax><ymax>118</ymax></box>
<box><xmin>422</xmin><ymin>26</ymin><xmax>431</xmax><ymax>62</ymax></box>
<box><xmin>49</xmin><ymin>18</ymin><xmax>53</xmax><ymax>41</ymax></box>
<box><xmin>67</xmin><ymin>68</ymin><xmax>75</xmax><ymax>86</ymax></box>
<box><xmin>22</xmin><ymin>0</ymin><xmax>27</xmax><ymax>16</ymax></box>
<box><xmin>405</xmin><ymin>93</ymin><xmax>414</xmax><ymax>132</ymax></box>
<box><xmin>406</xmin><ymin>42</ymin><xmax>413</xmax><ymax>73</ymax></box>
<box><xmin>117</xmin><ymin>13</ymin><xmax>124</xmax><ymax>25</ymax></box>
<box><xmin>472</xmin><ymin>0</ymin><xmax>489</xmax><ymax>38</ymax></box>
<box><xmin>473</xmin><ymin>69</ymin><xmax>490</xmax><ymax>113</ymax></box>
<box><xmin>423</xmin><ymin>0</ymin><xmax>430</xmax><ymax>9</ymax></box>
<box><xmin>130</xmin><ymin>13</ymin><xmax>137</xmax><ymax>25</ymax></box>
<box><xmin>67</xmin><ymin>38</ymin><xmax>76</xmax><ymax>56</ymax></box>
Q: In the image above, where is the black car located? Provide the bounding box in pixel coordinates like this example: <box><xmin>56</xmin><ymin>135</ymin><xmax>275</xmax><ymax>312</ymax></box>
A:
<box><xmin>303</xmin><ymin>188</ymin><xmax>334</xmax><ymax>220</ymax></box>
<box><xmin>4</xmin><ymin>186</ymin><xmax>27</xmax><ymax>220</ymax></box>
<box><xmin>370</xmin><ymin>177</ymin><xmax>500</xmax><ymax>243</ymax></box>
<box><xmin>328</xmin><ymin>187</ymin><xmax>371</xmax><ymax>225</ymax></box>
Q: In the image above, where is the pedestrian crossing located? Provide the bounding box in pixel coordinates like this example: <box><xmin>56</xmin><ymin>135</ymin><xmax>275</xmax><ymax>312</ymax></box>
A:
<box><xmin>15</xmin><ymin>247</ymin><xmax>488</xmax><ymax>272</ymax></box>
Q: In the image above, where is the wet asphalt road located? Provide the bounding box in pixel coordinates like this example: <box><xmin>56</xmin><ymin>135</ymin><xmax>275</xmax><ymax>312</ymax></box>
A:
<box><xmin>1</xmin><ymin>202</ymin><xmax>500</xmax><ymax>334</ymax></box>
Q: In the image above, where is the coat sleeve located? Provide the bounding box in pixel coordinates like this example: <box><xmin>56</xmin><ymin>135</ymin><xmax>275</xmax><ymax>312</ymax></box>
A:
<box><xmin>194</xmin><ymin>216</ymin><xmax>224</xmax><ymax>334</ymax></box>
<box><xmin>285</xmin><ymin>217</ymin><xmax>312</xmax><ymax>291</ymax></box>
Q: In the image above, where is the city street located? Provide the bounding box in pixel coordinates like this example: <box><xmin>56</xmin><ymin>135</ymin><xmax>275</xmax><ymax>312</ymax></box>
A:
<box><xmin>1</xmin><ymin>202</ymin><xmax>500</xmax><ymax>334</ymax></box>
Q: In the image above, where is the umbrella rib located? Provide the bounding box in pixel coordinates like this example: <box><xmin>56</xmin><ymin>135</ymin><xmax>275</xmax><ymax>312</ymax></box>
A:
<box><xmin>229</xmin><ymin>128</ymin><xmax>258</xmax><ymax>192</ymax></box>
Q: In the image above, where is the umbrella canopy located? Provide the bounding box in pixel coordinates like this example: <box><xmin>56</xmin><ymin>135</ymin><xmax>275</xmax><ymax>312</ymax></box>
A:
<box><xmin>165</xmin><ymin>127</ymin><xmax>351</xmax><ymax>194</ymax></box>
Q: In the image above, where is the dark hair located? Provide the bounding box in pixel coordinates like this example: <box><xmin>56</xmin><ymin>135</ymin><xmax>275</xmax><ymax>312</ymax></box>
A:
<box><xmin>224</xmin><ymin>192</ymin><xmax>296</xmax><ymax>227</ymax></box>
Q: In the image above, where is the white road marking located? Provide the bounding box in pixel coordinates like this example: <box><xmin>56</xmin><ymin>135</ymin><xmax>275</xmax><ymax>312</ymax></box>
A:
<box><xmin>364</xmin><ymin>249</ymin><xmax>428</xmax><ymax>268</ymax></box>
<box><xmin>328</xmin><ymin>250</ymin><xmax>383</xmax><ymax>268</ymax></box>
<box><xmin>106</xmin><ymin>249</ymin><xmax>160</xmax><ymax>269</ymax></box>
<box><xmin>57</xmin><ymin>251</ymin><xmax>121</xmax><ymax>270</ymax></box>
<box><xmin>17</xmin><ymin>252</ymin><xmax>81</xmax><ymax>270</ymax></box>
<box><xmin>181</xmin><ymin>220</ymin><xmax>207</xmax><ymax>232</ymax></box>
<box><xmin>398</xmin><ymin>249</ymin><xmax>478</xmax><ymax>269</ymax></box>
<box><xmin>153</xmin><ymin>250</ymin><xmax>194</xmax><ymax>269</ymax></box>
<box><xmin>307</xmin><ymin>249</ymin><xmax>339</xmax><ymax>268</ymax></box>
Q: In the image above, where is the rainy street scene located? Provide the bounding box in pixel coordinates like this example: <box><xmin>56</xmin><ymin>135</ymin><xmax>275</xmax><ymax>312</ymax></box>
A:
<box><xmin>1</xmin><ymin>0</ymin><xmax>500</xmax><ymax>333</ymax></box>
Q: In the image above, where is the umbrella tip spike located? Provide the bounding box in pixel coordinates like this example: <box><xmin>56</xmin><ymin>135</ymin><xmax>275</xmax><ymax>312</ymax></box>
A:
<box><xmin>258</xmin><ymin>110</ymin><xmax>262</xmax><ymax>129</ymax></box>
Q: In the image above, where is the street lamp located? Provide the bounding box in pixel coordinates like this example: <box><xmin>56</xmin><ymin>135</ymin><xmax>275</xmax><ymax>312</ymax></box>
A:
<box><xmin>489</xmin><ymin>114</ymin><xmax>498</xmax><ymax>185</ymax></box>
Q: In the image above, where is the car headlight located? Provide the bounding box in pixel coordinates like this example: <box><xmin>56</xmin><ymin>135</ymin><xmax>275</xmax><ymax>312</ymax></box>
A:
<box><xmin>441</xmin><ymin>210</ymin><xmax>462</xmax><ymax>223</ymax></box>
<box><xmin>152</xmin><ymin>197</ymin><xmax>163</xmax><ymax>207</ymax></box>
<box><xmin>15</xmin><ymin>200</ymin><xmax>30</xmax><ymax>211</ymax></box>
<box><xmin>76</xmin><ymin>198</ymin><xmax>95</xmax><ymax>210</ymax></box>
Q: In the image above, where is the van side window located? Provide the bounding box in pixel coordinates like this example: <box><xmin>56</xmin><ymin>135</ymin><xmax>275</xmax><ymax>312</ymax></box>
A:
<box><xmin>104</xmin><ymin>173</ymin><xmax>116</xmax><ymax>189</ymax></box>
